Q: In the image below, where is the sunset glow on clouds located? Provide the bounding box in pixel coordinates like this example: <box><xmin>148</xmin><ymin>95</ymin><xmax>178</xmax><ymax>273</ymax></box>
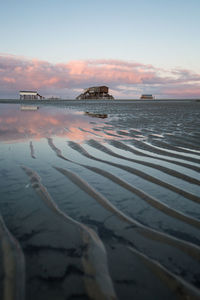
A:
<box><xmin>0</xmin><ymin>54</ymin><xmax>200</xmax><ymax>99</ymax></box>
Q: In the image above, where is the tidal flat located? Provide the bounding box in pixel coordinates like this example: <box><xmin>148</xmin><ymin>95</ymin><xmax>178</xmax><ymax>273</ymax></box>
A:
<box><xmin>0</xmin><ymin>100</ymin><xmax>200</xmax><ymax>300</ymax></box>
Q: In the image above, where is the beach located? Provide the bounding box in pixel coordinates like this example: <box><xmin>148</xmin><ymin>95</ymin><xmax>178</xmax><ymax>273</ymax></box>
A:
<box><xmin>0</xmin><ymin>100</ymin><xmax>200</xmax><ymax>299</ymax></box>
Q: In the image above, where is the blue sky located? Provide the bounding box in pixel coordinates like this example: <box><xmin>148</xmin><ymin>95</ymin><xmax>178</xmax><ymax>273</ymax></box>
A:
<box><xmin>0</xmin><ymin>0</ymin><xmax>200</xmax><ymax>98</ymax></box>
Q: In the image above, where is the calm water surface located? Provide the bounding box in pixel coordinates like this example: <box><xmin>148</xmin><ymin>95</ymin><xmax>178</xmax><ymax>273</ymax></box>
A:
<box><xmin>0</xmin><ymin>100</ymin><xmax>200</xmax><ymax>300</ymax></box>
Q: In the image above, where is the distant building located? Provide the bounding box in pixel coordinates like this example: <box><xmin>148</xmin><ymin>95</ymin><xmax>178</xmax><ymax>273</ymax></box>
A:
<box><xmin>76</xmin><ymin>86</ymin><xmax>114</xmax><ymax>100</ymax></box>
<box><xmin>46</xmin><ymin>96</ymin><xmax>61</xmax><ymax>100</ymax></box>
<box><xmin>140</xmin><ymin>94</ymin><xmax>155</xmax><ymax>100</ymax></box>
<box><xmin>19</xmin><ymin>91</ymin><xmax>44</xmax><ymax>100</ymax></box>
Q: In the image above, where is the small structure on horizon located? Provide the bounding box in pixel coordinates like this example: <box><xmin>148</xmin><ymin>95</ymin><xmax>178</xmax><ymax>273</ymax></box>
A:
<box><xmin>140</xmin><ymin>94</ymin><xmax>155</xmax><ymax>100</ymax></box>
<box><xmin>46</xmin><ymin>96</ymin><xmax>61</xmax><ymax>100</ymax></box>
<box><xmin>19</xmin><ymin>91</ymin><xmax>44</xmax><ymax>100</ymax></box>
<box><xmin>76</xmin><ymin>86</ymin><xmax>114</xmax><ymax>100</ymax></box>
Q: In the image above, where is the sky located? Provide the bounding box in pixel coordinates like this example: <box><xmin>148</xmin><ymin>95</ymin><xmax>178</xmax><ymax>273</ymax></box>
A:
<box><xmin>0</xmin><ymin>0</ymin><xmax>200</xmax><ymax>99</ymax></box>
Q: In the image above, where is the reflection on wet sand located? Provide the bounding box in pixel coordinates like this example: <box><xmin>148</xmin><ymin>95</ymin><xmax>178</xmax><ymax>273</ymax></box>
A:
<box><xmin>0</xmin><ymin>104</ymin><xmax>109</xmax><ymax>143</ymax></box>
<box><xmin>20</xmin><ymin>105</ymin><xmax>39</xmax><ymax>111</ymax></box>
<box><xmin>84</xmin><ymin>112</ymin><xmax>108</xmax><ymax>119</ymax></box>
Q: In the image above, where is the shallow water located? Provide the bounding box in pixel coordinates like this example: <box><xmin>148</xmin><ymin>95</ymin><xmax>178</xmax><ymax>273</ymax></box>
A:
<box><xmin>0</xmin><ymin>100</ymin><xmax>200</xmax><ymax>299</ymax></box>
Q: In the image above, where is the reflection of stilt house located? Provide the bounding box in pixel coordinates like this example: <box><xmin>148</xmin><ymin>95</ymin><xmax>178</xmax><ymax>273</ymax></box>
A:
<box><xmin>76</xmin><ymin>86</ymin><xmax>114</xmax><ymax>100</ymax></box>
<box><xmin>19</xmin><ymin>91</ymin><xmax>44</xmax><ymax>100</ymax></box>
<box><xmin>84</xmin><ymin>112</ymin><xmax>108</xmax><ymax>119</ymax></box>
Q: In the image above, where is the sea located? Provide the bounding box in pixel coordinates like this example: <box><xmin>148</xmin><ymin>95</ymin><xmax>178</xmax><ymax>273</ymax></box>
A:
<box><xmin>0</xmin><ymin>99</ymin><xmax>200</xmax><ymax>300</ymax></box>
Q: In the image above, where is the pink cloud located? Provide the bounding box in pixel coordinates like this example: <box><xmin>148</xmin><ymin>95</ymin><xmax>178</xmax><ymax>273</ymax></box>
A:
<box><xmin>161</xmin><ymin>84</ymin><xmax>200</xmax><ymax>98</ymax></box>
<box><xmin>3</xmin><ymin>77</ymin><xmax>16</xmax><ymax>83</ymax></box>
<box><xmin>0</xmin><ymin>54</ymin><xmax>200</xmax><ymax>98</ymax></box>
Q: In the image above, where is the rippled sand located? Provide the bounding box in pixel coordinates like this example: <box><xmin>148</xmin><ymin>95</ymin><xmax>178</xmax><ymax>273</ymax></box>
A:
<box><xmin>0</xmin><ymin>100</ymin><xmax>200</xmax><ymax>300</ymax></box>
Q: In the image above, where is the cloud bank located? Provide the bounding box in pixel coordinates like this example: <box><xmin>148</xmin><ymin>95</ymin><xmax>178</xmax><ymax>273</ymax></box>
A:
<box><xmin>0</xmin><ymin>54</ymin><xmax>200</xmax><ymax>98</ymax></box>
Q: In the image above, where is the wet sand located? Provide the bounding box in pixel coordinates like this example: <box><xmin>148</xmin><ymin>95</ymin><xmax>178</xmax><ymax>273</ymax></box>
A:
<box><xmin>0</xmin><ymin>100</ymin><xmax>200</xmax><ymax>299</ymax></box>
